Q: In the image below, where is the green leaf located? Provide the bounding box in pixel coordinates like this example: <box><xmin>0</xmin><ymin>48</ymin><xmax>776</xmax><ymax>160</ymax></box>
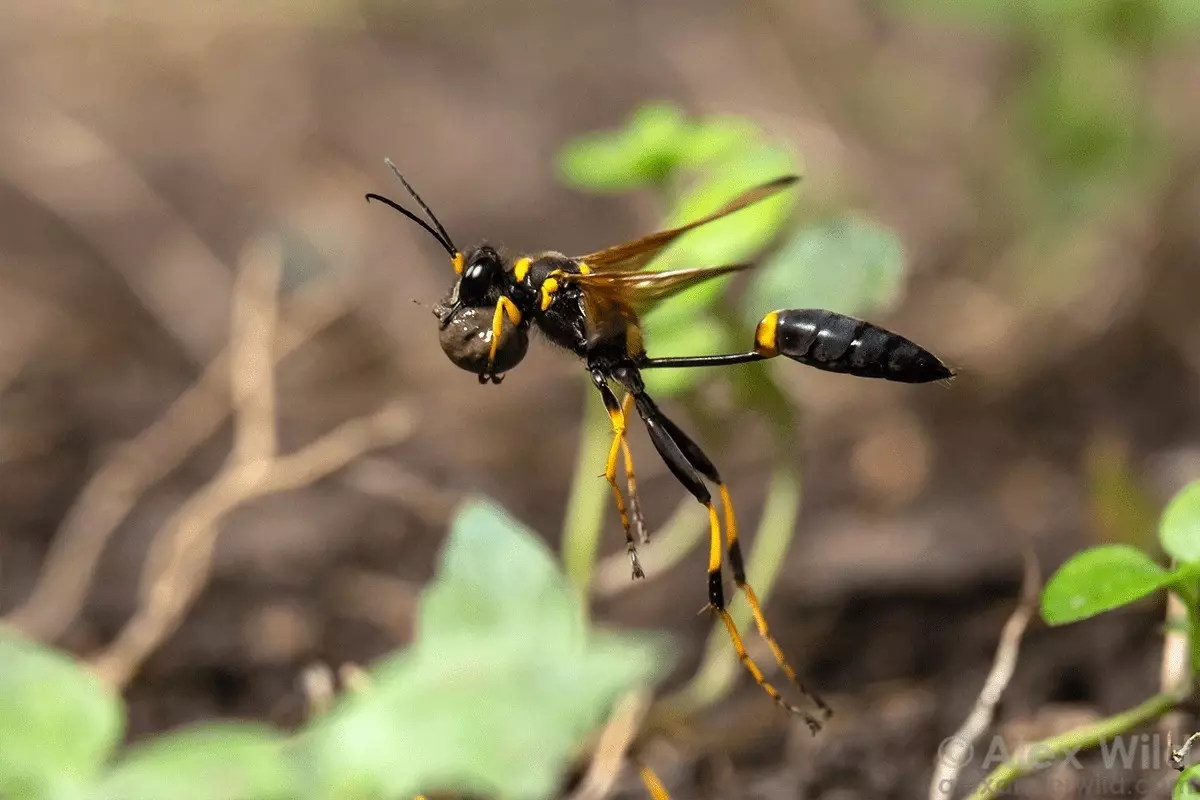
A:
<box><xmin>0</xmin><ymin>631</ymin><xmax>124</xmax><ymax>798</ymax></box>
<box><xmin>741</xmin><ymin>214</ymin><xmax>906</xmax><ymax>331</ymax></box>
<box><xmin>1175</xmin><ymin>764</ymin><xmax>1200</xmax><ymax>800</ymax></box>
<box><xmin>556</xmin><ymin>103</ymin><xmax>689</xmax><ymax>191</ymax></box>
<box><xmin>89</xmin><ymin>724</ymin><xmax>296</xmax><ymax>800</ymax></box>
<box><xmin>1041</xmin><ymin>544</ymin><xmax>1173</xmax><ymax>625</ymax></box>
<box><xmin>305</xmin><ymin>497</ymin><xmax>672</xmax><ymax>800</ymax></box>
<box><xmin>1161</xmin><ymin>480</ymin><xmax>1200</xmax><ymax>564</ymax></box>
<box><xmin>648</xmin><ymin>143</ymin><xmax>802</xmax><ymax>275</ymax></box>
<box><xmin>640</xmin><ymin>316</ymin><xmax>732</xmax><ymax>398</ymax></box>
<box><xmin>676</xmin><ymin>117</ymin><xmax>760</xmax><ymax>169</ymax></box>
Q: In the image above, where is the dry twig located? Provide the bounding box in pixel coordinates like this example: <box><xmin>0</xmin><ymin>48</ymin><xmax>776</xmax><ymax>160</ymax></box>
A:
<box><xmin>566</xmin><ymin>690</ymin><xmax>654</xmax><ymax>800</ymax></box>
<box><xmin>2</xmin><ymin>272</ymin><xmax>349</xmax><ymax>641</ymax></box>
<box><xmin>85</xmin><ymin>238</ymin><xmax>413</xmax><ymax>687</ymax></box>
<box><xmin>929</xmin><ymin>539</ymin><xmax>1041</xmax><ymax>800</ymax></box>
<box><xmin>301</xmin><ymin>662</ymin><xmax>337</xmax><ymax>719</ymax></box>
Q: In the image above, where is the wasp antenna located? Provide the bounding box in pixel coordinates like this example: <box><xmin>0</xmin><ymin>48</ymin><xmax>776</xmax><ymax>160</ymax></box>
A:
<box><xmin>383</xmin><ymin>158</ymin><xmax>459</xmax><ymax>255</ymax></box>
<box><xmin>365</xmin><ymin>191</ymin><xmax>457</xmax><ymax>257</ymax></box>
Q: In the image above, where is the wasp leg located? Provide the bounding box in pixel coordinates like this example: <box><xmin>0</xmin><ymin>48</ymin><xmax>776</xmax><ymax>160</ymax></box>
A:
<box><xmin>625</xmin><ymin>388</ymin><xmax>822</xmax><ymax>730</ymax></box>
<box><xmin>481</xmin><ymin>296</ymin><xmax>522</xmax><ymax>384</ymax></box>
<box><xmin>635</xmin><ymin>761</ymin><xmax>671</xmax><ymax>800</ymax></box>
<box><xmin>590</xmin><ymin>370</ymin><xmax>645</xmax><ymax>579</ymax></box>
<box><xmin>650</xmin><ymin>409</ymin><xmax>831</xmax><ymax>729</ymax></box>
<box><xmin>617</xmin><ymin>392</ymin><xmax>649</xmax><ymax>546</ymax></box>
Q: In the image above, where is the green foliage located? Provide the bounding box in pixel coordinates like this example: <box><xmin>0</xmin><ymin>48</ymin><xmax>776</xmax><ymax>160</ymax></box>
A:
<box><xmin>893</xmin><ymin>0</ymin><xmax>1200</xmax><ymax>43</ymax></box>
<box><xmin>741</xmin><ymin>213</ymin><xmax>906</xmax><ymax>330</ymax></box>
<box><xmin>89</xmin><ymin>725</ymin><xmax>296</xmax><ymax>800</ymax></box>
<box><xmin>1041</xmin><ymin>478</ymin><xmax>1200</xmax><ymax>676</ymax></box>
<box><xmin>0</xmin><ymin>497</ymin><xmax>671</xmax><ymax>800</ymax></box>
<box><xmin>0</xmin><ymin>630</ymin><xmax>124</xmax><ymax>799</ymax></box>
<box><xmin>306</xmin><ymin>497</ymin><xmax>670</xmax><ymax>800</ymax></box>
<box><xmin>1176</xmin><ymin>764</ymin><xmax>1200</xmax><ymax>800</ymax></box>
<box><xmin>557</xmin><ymin>103</ymin><xmax>760</xmax><ymax>191</ymax></box>
<box><xmin>1040</xmin><ymin>544</ymin><xmax>1176</xmax><ymax>625</ymax></box>
<box><xmin>1161</xmin><ymin>481</ymin><xmax>1200</xmax><ymax>564</ymax></box>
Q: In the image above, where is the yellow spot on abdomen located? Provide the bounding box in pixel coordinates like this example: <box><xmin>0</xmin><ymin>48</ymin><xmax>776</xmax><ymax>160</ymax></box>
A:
<box><xmin>754</xmin><ymin>312</ymin><xmax>779</xmax><ymax>356</ymax></box>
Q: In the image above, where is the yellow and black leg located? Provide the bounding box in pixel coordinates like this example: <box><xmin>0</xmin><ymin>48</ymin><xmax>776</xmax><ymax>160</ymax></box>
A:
<box><xmin>628</xmin><ymin>388</ymin><xmax>828</xmax><ymax>732</ymax></box>
<box><xmin>618</xmin><ymin>392</ymin><xmax>648</xmax><ymax>547</ymax></box>
<box><xmin>634</xmin><ymin>760</ymin><xmax>671</xmax><ymax>800</ymax></box>
<box><xmin>590</xmin><ymin>370</ymin><xmax>645</xmax><ymax>579</ymax></box>
<box><xmin>482</xmin><ymin>296</ymin><xmax>522</xmax><ymax>384</ymax></box>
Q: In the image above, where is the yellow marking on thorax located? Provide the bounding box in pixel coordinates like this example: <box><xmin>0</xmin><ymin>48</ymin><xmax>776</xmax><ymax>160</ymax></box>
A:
<box><xmin>578</xmin><ymin>261</ymin><xmax>592</xmax><ymax>275</ymax></box>
<box><xmin>754</xmin><ymin>311</ymin><xmax>779</xmax><ymax>356</ymax></box>
<box><xmin>452</xmin><ymin>252</ymin><xmax>464</xmax><ymax>275</ymax></box>
<box><xmin>513</xmin><ymin>257</ymin><xmax>532</xmax><ymax>282</ymax></box>
<box><xmin>540</xmin><ymin>276</ymin><xmax>560</xmax><ymax>311</ymax></box>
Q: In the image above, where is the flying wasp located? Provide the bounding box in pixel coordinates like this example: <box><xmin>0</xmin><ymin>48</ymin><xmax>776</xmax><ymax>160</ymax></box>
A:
<box><xmin>367</xmin><ymin>160</ymin><xmax>953</xmax><ymax>732</ymax></box>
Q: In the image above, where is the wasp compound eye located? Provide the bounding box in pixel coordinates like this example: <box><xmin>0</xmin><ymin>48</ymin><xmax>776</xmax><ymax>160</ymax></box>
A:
<box><xmin>435</xmin><ymin>301</ymin><xmax>528</xmax><ymax>376</ymax></box>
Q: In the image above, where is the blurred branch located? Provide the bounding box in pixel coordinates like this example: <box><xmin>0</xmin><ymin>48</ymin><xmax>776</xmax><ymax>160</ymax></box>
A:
<box><xmin>561</xmin><ymin>382</ymin><xmax>614</xmax><ymax>599</ymax></box>
<box><xmin>88</xmin><ymin>238</ymin><xmax>413</xmax><ymax>687</ymax></box>
<box><xmin>1159</xmin><ymin>587</ymin><xmax>1194</xmax><ymax>738</ymax></box>
<box><xmin>0</xmin><ymin>98</ymin><xmax>233</xmax><ymax>361</ymax></box>
<box><xmin>340</xmin><ymin>457</ymin><xmax>462</xmax><ymax>528</ymax></box>
<box><xmin>2</xmin><ymin>270</ymin><xmax>349</xmax><ymax>642</ymax></box>
<box><xmin>929</xmin><ymin>538</ymin><xmax>1041</xmax><ymax>800</ymax></box>
<box><xmin>566</xmin><ymin>690</ymin><xmax>654</xmax><ymax>800</ymax></box>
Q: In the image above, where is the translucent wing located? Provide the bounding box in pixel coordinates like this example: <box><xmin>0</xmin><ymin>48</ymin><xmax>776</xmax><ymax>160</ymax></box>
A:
<box><xmin>572</xmin><ymin>175</ymin><xmax>799</xmax><ymax>274</ymax></box>
<box><xmin>568</xmin><ymin>263</ymin><xmax>753</xmax><ymax>346</ymax></box>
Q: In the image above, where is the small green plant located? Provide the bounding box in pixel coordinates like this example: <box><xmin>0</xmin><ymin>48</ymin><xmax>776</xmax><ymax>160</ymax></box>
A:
<box><xmin>960</xmin><ymin>479</ymin><xmax>1200</xmax><ymax>799</ymax></box>
<box><xmin>0</xmin><ymin>497</ymin><xmax>672</xmax><ymax>800</ymax></box>
<box><xmin>1042</xmin><ymin>479</ymin><xmax>1200</xmax><ymax>670</ymax></box>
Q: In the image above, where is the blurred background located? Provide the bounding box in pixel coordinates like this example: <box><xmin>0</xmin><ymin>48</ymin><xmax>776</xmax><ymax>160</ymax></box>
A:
<box><xmin>1</xmin><ymin>1</ymin><xmax>1199</xmax><ymax>798</ymax></box>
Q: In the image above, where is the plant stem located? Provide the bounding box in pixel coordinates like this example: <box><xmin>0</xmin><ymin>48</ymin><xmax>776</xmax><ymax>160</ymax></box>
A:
<box><xmin>964</xmin><ymin>690</ymin><xmax>1188</xmax><ymax>800</ymax></box>
<box><xmin>561</xmin><ymin>378</ymin><xmax>612</xmax><ymax>600</ymax></box>
<box><xmin>661</xmin><ymin>462</ymin><xmax>803</xmax><ymax>714</ymax></box>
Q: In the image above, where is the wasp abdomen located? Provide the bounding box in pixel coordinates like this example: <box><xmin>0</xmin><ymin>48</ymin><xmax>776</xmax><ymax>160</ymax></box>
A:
<box><xmin>754</xmin><ymin>309</ymin><xmax>951</xmax><ymax>384</ymax></box>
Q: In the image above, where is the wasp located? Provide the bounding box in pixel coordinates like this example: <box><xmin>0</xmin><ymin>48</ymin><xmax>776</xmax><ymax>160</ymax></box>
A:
<box><xmin>367</xmin><ymin>160</ymin><xmax>952</xmax><ymax>733</ymax></box>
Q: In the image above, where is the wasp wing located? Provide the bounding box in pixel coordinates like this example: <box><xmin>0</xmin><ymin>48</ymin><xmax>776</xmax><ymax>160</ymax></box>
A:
<box><xmin>567</xmin><ymin>263</ymin><xmax>753</xmax><ymax>347</ymax></box>
<box><xmin>572</xmin><ymin>175</ymin><xmax>799</xmax><ymax>274</ymax></box>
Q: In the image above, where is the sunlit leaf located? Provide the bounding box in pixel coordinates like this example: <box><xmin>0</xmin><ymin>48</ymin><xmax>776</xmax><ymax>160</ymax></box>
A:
<box><xmin>0</xmin><ymin>631</ymin><xmax>124</xmax><ymax>798</ymax></box>
<box><xmin>648</xmin><ymin>143</ymin><xmax>802</xmax><ymax>275</ymax></box>
<box><xmin>1161</xmin><ymin>480</ymin><xmax>1200</xmax><ymax>565</ymax></box>
<box><xmin>557</xmin><ymin>103</ymin><xmax>689</xmax><ymax>191</ymax></box>
<box><xmin>304</xmin><ymin>497</ymin><xmax>672</xmax><ymax>800</ymax></box>
<box><xmin>1041</xmin><ymin>544</ymin><xmax>1173</xmax><ymax>625</ymax></box>
<box><xmin>1175</xmin><ymin>763</ymin><xmax>1200</xmax><ymax>800</ymax></box>
<box><xmin>677</xmin><ymin>117</ymin><xmax>760</xmax><ymax>169</ymax></box>
<box><xmin>639</xmin><ymin>316</ymin><xmax>732</xmax><ymax>398</ymax></box>
<box><xmin>89</xmin><ymin>725</ymin><xmax>296</xmax><ymax>800</ymax></box>
<box><xmin>741</xmin><ymin>213</ymin><xmax>906</xmax><ymax>331</ymax></box>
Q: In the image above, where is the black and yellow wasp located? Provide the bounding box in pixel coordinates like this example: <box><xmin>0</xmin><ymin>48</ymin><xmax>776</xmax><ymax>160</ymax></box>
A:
<box><xmin>367</xmin><ymin>160</ymin><xmax>952</xmax><ymax>733</ymax></box>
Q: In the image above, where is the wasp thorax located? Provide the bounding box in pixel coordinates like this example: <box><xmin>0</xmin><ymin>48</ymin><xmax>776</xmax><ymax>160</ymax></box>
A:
<box><xmin>435</xmin><ymin>300</ymin><xmax>528</xmax><ymax>376</ymax></box>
